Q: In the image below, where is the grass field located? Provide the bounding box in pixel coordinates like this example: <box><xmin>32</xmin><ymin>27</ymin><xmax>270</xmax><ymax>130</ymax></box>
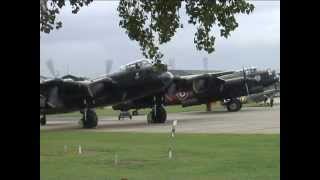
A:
<box><xmin>40</xmin><ymin>132</ymin><xmax>279</xmax><ymax>180</ymax></box>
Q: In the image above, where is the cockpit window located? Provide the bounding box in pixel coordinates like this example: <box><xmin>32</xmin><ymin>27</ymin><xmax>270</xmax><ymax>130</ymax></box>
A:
<box><xmin>120</xmin><ymin>59</ymin><xmax>153</xmax><ymax>72</ymax></box>
<box><xmin>244</xmin><ymin>67</ymin><xmax>257</xmax><ymax>75</ymax></box>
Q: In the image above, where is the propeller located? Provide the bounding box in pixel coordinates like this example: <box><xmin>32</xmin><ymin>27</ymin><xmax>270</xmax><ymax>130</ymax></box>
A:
<box><xmin>105</xmin><ymin>59</ymin><xmax>113</xmax><ymax>74</ymax></box>
<box><xmin>168</xmin><ymin>58</ymin><xmax>175</xmax><ymax>70</ymax></box>
<box><xmin>242</xmin><ymin>67</ymin><xmax>250</xmax><ymax>96</ymax></box>
<box><xmin>46</xmin><ymin>86</ymin><xmax>62</xmax><ymax>108</ymax></box>
<box><xmin>167</xmin><ymin>82</ymin><xmax>177</xmax><ymax>96</ymax></box>
<box><xmin>46</xmin><ymin>59</ymin><xmax>59</xmax><ymax>78</ymax></box>
<box><xmin>88</xmin><ymin>82</ymin><xmax>104</xmax><ymax>97</ymax></box>
<box><xmin>273</xmin><ymin>70</ymin><xmax>280</xmax><ymax>90</ymax></box>
<box><xmin>276</xmin><ymin>71</ymin><xmax>280</xmax><ymax>81</ymax></box>
<box><xmin>45</xmin><ymin>59</ymin><xmax>85</xmax><ymax>81</ymax></box>
<box><xmin>66</xmin><ymin>64</ymin><xmax>70</xmax><ymax>75</ymax></box>
<box><xmin>203</xmin><ymin>57</ymin><xmax>208</xmax><ymax>71</ymax></box>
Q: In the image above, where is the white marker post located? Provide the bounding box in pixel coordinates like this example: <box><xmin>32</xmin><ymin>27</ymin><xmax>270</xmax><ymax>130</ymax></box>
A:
<box><xmin>169</xmin><ymin>120</ymin><xmax>178</xmax><ymax>159</ymax></box>
<box><xmin>168</xmin><ymin>148</ymin><xmax>172</xmax><ymax>159</ymax></box>
<box><xmin>172</xmin><ymin>120</ymin><xmax>177</xmax><ymax>137</ymax></box>
<box><xmin>114</xmin><ymin>153</ymin><xmax>118</xmax><ymax>165</ymax></box>
<box><xmin>78</xmin><ymin>145</ymin><xmax>82</xmax><ymax>155</ymax></box>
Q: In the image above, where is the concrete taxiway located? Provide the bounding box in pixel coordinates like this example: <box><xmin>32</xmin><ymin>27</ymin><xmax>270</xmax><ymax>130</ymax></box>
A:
<box><xmin>40</xmin><ymin>106</ymin><xmax>279</xmax><ymax>134</ymax></box>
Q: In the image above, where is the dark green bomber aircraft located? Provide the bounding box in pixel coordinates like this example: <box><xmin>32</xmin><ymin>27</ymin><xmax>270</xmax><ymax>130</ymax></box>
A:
<box><xmin>112</xmin><ymin>67</ymin><xmax>280</xmax><ymax>120</ymax></box>
<box><xmin>40</xmin><ymin>59</ymin><xmax>174</xmax><ymax>128</ymax></box>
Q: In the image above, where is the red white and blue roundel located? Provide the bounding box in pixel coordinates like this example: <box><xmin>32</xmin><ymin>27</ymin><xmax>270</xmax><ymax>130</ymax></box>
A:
<box><xmin>176</xmin><ymin>91</ymin><xmax>189</xmax><ymax>101</ymax></box>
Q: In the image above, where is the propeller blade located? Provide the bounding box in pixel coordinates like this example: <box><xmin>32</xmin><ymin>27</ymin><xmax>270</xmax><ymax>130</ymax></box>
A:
<box><xmin>106</xmin><ymin>59</ymin><xmax>113</xmax><ymax>74</ymax></box>
<box><xmin>242</xmin><ymin>67</ymin><xmax>247</xmax><ymax>80</ymax></box>
<box><xmin>152</xmin><ymin>96</ymin><xmax>157</xmax><ymax>118</ymax></box>
<box><xmin>55</xmin><ymin>70</ymin><xmax>60</xmax><ymax>78</ymax></box>
<box><xmin>169</xmin><ymin>58</ymin><xmax>175</xmax><ymax>70</ymax></box>
<box><xmin>46</xmin><ymin>59</ymin><xmax>58</xmax><ymax>78</ymax></box>
<box><xmin>89</xmin><ymin>83</ymin><xmax>104</xmax><ymax>97</ymax></box>
<box><xmin>40</xmin><ymin>94</ymin><xmax>46</xmax><ymax>108</ymax></box>
<box><xmin>242</xmin><ymin>67</ymin><xmax>250</xmax><ymax>96</ymax></box>
<box><xmin>47</xmin><ymin>86</ymin><xmax>62</xmax><ymax>108</ymax></box>
<box><xmin>203</xmin><ymin>57</ymin><xmax>208</xmax><ymax>71</ymax></box>
<box><xmin>167</xmin><ymin>83</ymin><xmax>177</xmax><ymax>96</ymax></box>
<box><xmin>86</xmin><ymin>85</ymin><xmax>94</xmax><ymax>98</ymax></box>
<box><xmin>83</xmin><ymin>99</ymin><xmax>87</xmax><ymax>121</ymax></box>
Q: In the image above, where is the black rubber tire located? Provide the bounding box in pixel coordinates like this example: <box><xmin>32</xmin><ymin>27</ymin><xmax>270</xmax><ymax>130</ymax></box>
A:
<box><xmin>149</xmin><ymin>106</ymin><xmax>167</xmax><ymax>123</ymax></box>
<box><xmin>227</xmin><ymin>99</ymin><xmax>241</xmax><ymax>112</ymax></box>
<box><xmin>82</xmin><ymin>109</ymin><xmax>98</xmax><ymax>129</ymax></box>
<box><xmin>40</xmin><ymin>116</ymin><xmax>46</xmax><ymax>126</ymax></box>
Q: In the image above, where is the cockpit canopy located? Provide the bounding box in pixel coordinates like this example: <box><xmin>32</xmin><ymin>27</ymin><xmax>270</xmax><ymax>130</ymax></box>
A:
<box><xmin>243</xmin><ymin>67</ymin><xmax>257</xmax><ymax>75</ymax></box>
<box><xmin>120</xmin><ymin>59</ymin><xmax>153</xmax><ymax>72</ymax></box>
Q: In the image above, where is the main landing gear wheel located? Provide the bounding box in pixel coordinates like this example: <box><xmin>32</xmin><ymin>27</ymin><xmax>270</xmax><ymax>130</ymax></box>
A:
<box><xmin>40</xmin><ymin>114</ymin><xmax>46</xmax><ymax>126</ymax></box>
<box><xmin>80</xmin><ymin>109</ymin><xmax>98</xmax><ymax>129</ymax></box>
<box><xmin>227</xmin><ymin>98</ymin><xmax>242</xmax><ymax>112</ymax></box>
<box><xmin>147</xmin><ymin>105</ymin><xmax>167</xmax><ymax>124</ymax></box>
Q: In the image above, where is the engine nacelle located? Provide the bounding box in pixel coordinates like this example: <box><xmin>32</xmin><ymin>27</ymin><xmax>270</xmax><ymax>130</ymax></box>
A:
<box><xmin>40</xmin><ymin>95</ymin><xmax>46</xmax><ymax>109</ymax></box>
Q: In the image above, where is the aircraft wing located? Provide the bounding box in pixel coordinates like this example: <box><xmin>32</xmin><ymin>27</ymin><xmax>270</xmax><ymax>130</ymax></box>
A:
<box><xmin>178</xmin><ymin>72</ymin><xmax>243</xmax><ymax>85</ymax></box>
<box><xmin>86</xmin><ymin>76</ymin><xmax>117</xmax><ymax>97</ymax></box>
<box><xmin>207</xmin><ymin>71</ymin><xmax>235</xmax><ymax>77</ymax></box>
<box><xmin>40</xmin><ymin>79</ymin><xmax>98</xmax><ymax>109</ymax></box>
<box><xmin>169</xmin><ymin>69</ymin><xmax>234</xmax><ymax>77</ymax></box>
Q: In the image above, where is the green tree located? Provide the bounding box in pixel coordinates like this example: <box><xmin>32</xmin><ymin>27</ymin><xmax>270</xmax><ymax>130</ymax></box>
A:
<box><xmin>40</xmin><ymin>0</ymin><xmax>93</xmax><ymax>33</ymax></box>
<box><xmin>40</xmin><ymin>0</ymin><xmax>254</xmax><ymax>60</ymax></box>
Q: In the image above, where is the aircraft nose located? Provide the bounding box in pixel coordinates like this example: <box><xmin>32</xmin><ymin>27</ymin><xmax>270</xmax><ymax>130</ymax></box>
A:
<box><xmin>275</xmin><ymin>75</ymin><xmax>280</xmax><ymax>82</ymax></box>
<box><xmin>271</xmin><ymin>72</ymin><xmax>279</xmax><ymax>83</ymax></box>
<box><xmin>275</xmin><ymin>72</ymin><xmax>280</xmax><ymax>81</ymax></box>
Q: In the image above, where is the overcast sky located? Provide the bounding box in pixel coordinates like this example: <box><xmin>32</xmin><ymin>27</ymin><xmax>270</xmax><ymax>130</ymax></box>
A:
<box><xmin>40</xmin><ymin>1</ymin><xmax>280</xmax><ymax>78</ymax></box>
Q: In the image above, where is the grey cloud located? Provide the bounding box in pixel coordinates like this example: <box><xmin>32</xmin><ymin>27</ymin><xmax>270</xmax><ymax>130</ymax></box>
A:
<box><xmin>41</xmin><ymin>1</ymin><xmax>279</xmax><ymax>78</ymax></box>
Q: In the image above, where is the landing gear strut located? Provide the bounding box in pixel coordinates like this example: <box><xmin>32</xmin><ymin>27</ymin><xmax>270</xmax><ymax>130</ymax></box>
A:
<box><xmin>226</xmin><ymin>98</ymin><xmax>242</xmax><ymax>112</ymax></box>
<box><xmin>147</xmin><ymin>105</ymin><xmax>167</xmax><ymax>123</ymax></box>
<box><xmin>40</xmin><ymin>114</ymin><xmax>46</xmax><ymax>126</ymax></box>
<box><xmin>147</xmin><ymin>96</ymin><xmax>167</xmax><ymax>124</ymax></box>
<box><xmin>118</xmin><ymin>111</ymin><xmax>132</xmax><ymax>120</ymax></box>
<box><xmin>206</xmin><ymin>102</ymin><xmax>212</xmax><ymax>112</ymax></box>
<box><xmin>132</xmin><ymin>109</ymin><xmax>139</xmax><ymax>116</ymax></box>
<box><xmin>80</xmin><ymin>109</ymin><xmax>98</xmax><ymax>128</ymax></box>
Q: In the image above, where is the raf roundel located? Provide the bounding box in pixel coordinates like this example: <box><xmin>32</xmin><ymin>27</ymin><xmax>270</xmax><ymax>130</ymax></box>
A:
<box><xmin>176</xmin><ymin>92</ymin><xmax>188</xmax><ymax>101</ymax></box>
